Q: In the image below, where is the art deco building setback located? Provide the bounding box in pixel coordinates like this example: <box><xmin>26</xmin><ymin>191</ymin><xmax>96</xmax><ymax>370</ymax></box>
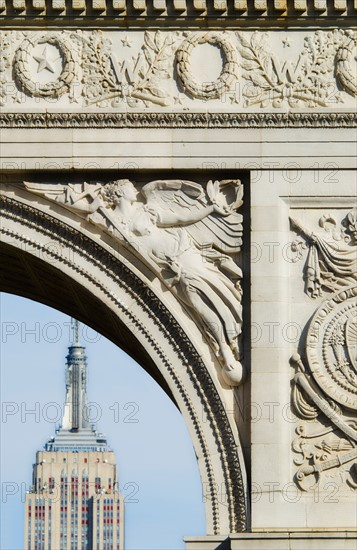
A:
<box><xmin>24</xmin><ymin>320</ymin><xmax>124</xmax><ymax>550</ymax></box>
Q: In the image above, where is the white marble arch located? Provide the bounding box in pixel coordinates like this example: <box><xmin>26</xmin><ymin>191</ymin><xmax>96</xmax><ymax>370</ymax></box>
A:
<box><xmin>0</xmin><ymin>182</ymin><xmax>248</xmax><ymax>537</ymax></box>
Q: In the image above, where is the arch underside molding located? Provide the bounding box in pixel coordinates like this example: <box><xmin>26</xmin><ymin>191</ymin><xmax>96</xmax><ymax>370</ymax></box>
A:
<box><xmin>0</xmin><ymin>191</ymin><xmax>248</xmax><ymax>534</ymax></box>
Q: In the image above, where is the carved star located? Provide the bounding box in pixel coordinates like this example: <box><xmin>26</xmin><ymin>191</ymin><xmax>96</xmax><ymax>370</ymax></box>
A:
<box><xmin>33</xmin><ymin>46</ymin><xmax>58</xmax><ymax>73</ymax></box>
<box><xmin>173</xmin><ymin>94</ymin><xmax>184</xmax><ymax>105</ymax></box>
<box><xmin>33</xmin><ymin>46</ymin><xmax>59</xmax><ymax>74</ymax></box>
<box><xmin>121</xmin><ymin>36</ymin><xmax>133</xmax><ymax>48</ymax></box>
<box><xmin>282</xmin><ymin>37</ymin><xmax>292</xmax><ymax>48</ymax></box>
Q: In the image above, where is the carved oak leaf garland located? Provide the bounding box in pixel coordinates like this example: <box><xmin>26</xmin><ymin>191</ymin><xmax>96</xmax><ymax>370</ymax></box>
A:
<box><xmin>236</xmin><ymin>33</ymin><xmax>273</xmax><ymax>106</ymax></box>
<box><xmin>0</xmin><ymin>32</ymin><xmax>13</xmax><ymax>106</ymax></box>
<box><xmin>176</xmin><ymin>32</ymin><xmax>239</xmax><ymax>101</ymax></box>
<box><xmin>335</xmin><ymin>31</ymin><xmax>357</xmax><ymax>97</ymax></box>
<box><xmin>14</xmin><ymin>32</ymin><xmax>78</xmax><ymax>100</ymax></box>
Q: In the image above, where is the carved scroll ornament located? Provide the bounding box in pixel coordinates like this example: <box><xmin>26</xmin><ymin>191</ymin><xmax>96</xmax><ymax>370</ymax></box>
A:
<box><xmin>24</xmin><ymin>179</ymin><xmax>244</xmax><ymax>387</ymax></box>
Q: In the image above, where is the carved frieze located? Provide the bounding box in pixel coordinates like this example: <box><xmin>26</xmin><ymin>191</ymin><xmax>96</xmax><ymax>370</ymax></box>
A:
<box><xmin>290</xmin><ymin>209</ymin><xmax>357</xmax><ymax>492</ymax></box>
<box><xmin>0</xmin><ymin>29</ymin><xmax>355</xmax><ymax>111</ymax></box>
<box><xmin>23</xmin><ymin>178</ymin><xmax>244</xmax><ymax>387</ymax></box>
<box><xmin>0</xmin><ymin>112</ymin><xmax>355</xmax><ymax>128</ymax></box>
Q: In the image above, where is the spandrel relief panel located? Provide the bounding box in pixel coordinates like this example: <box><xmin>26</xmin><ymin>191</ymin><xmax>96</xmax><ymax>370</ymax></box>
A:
<box><xmin>23</xmin><ymin>177</ymin><xmax>245</xmax><ymax>388</ymax></box>
<box><xmin>0</xmin><ymin>29</ymin><xmax>356</xmax><ymax>113</ymax></box>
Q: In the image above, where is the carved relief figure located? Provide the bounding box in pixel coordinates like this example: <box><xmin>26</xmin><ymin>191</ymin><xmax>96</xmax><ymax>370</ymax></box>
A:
<box><xmin>24</xmin><ymin>179</ymin><xmax>244</xmax><ymax>386</ymax></box>
<box><xmin>290</xmin><ymin>213</ymin><xmax>357</xmax><ymax>298</ymax></box>
<box><xmin>290</xmin><ymin>210</ymin><xmax>357</xmax><ymax>491</ymax></box>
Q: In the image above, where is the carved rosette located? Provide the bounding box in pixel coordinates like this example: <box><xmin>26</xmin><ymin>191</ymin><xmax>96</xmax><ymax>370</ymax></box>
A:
<box><xmin>13</xmin><ymin>33</ymin><xmax>77</xmax><ymax>99</ymax></box>
<box><xmin>176</xmin><ymin>32</ymin><xmax>239</xmax><ymax>100</ymax></box>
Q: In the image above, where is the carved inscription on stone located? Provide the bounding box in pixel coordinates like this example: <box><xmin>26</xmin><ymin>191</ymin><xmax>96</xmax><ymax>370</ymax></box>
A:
<box><xmin>0</xmin><ymin>29</ymin><xmax>355</xmax><ymax>110</ymax></box>
<box><xmin>290</xmin><ymin>210</ymin><xmax>357</xmax><ymax>492</ymax></box>
<box><xmin>24</xmin><ymin>179</ymin><xmax>244</xmax><ymax>387</ymax></box>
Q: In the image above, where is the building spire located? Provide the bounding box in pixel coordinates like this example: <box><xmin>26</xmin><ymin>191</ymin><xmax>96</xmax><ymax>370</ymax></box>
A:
<box><xmin>45</xmin><ymin>318</ymin><xmax>108</xmax><ymax>452</ymax></box>
<box><xmin>63</xmin><ymin>318</ymin><xmax>88</xmax><ymax>432</ymax></box>
<box><xmin>71</xmin><ymin>317</ymin><xmax>80</xmax><ymax>345</ymax></box>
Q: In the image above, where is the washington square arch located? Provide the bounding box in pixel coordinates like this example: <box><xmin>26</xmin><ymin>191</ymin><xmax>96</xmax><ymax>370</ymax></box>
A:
<box><xmin>0</xmin><ymin>0</ymin><xmax>356</xmax><ymax>547</ymax></box>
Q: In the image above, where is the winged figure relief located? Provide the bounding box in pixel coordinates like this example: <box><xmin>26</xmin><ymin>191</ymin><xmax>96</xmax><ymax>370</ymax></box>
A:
<box><xmin>24</xmin><ymin>178</ymin><xmax>244</xmax><ymax>386</ymax></box>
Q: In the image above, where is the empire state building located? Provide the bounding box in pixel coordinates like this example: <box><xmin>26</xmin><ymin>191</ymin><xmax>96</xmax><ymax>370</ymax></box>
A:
<box><xmin>24</xmin><ymin>320</ymin><xmax>124</xmax><ymax>550</ymax></box>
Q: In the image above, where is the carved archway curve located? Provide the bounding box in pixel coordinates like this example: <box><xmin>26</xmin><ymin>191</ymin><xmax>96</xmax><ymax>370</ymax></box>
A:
<box><xmin>0</xmin><ymin>191</ymin><xmax>247</xmax><ymax>534</ymax></box>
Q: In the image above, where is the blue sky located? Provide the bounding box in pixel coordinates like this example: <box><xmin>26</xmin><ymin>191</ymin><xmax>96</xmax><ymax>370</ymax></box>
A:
<box><xmin>0</xmin><ymin>292</ymin><xmax>205</xmax><ymax>549</ymax></box>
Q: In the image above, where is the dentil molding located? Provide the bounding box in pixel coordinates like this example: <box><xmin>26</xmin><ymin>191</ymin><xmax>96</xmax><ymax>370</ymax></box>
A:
<box><xmin>0</xmin><ymin>0</ymin><xmax>356</xmax><ymax>24</ymax></box>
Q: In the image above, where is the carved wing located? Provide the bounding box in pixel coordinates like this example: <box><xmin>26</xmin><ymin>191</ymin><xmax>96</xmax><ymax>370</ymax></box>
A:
<box><xmin>142</xmin><ymin>179</ymin><xmax>243</xmax><ymax>253</ymax></box>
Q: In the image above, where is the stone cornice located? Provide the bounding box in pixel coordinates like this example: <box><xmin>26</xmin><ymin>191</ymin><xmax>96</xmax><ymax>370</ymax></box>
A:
<box><xmin>0</xmin><ymin>0</ymin><xmax>356</xmax><ymax>27</ymax></box>
<box><xmin>0</xmin><ymin>112</ymin><xmax>356</xmax><ymax>128</ymax></box>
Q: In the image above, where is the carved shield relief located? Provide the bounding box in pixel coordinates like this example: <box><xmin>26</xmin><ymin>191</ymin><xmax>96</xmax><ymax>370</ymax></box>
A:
<box><xmin>290</xmin><ymin>210</ymin><xmax>357</xmax><ymax>492</ymax></box>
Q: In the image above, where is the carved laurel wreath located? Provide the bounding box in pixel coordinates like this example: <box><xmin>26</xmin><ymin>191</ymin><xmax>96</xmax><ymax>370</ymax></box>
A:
<box><xmin>13</xmin><ymin>33</ymin><xmax>76</xmax><ymax>98</ymax></box>
<box><xmin>335</xmin><ymin>33</ymin><xmax>357</xmax><ymax>97</ymax></box>
<box><xmin>176</xmin><ymin>32</ymin><xmax>238</xmax><ymax>100</ymax></box>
